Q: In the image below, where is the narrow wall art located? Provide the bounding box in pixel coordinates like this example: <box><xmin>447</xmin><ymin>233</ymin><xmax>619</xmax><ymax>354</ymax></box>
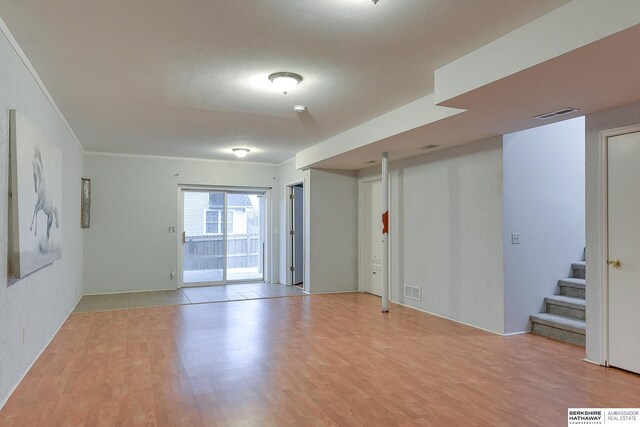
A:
<box><xmin>9</xmin><ymin>110</ymin><xmax>63</xmax><ymax>280</ymax></box>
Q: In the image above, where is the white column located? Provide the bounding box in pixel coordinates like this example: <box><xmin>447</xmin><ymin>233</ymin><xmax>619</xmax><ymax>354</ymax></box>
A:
<box><xmin>382</xmin><ymin>152</ymin><xmax>389</xmax><ymax>313</ymax></box>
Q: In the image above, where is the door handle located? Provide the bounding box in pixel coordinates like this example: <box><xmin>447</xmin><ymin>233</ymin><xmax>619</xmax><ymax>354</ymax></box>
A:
<box><xmin>608</xmin><ymin>259</ymin><xmax>621</xmax><ymax>269</ymax></box>
<box><xmin>182</xmin><ymin>231</ymin><xmax>186</xmax><ymax>245</ymax></box>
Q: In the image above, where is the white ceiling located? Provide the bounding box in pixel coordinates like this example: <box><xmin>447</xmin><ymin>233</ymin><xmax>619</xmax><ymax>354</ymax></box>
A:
<box><xmin>0</xmin><ymin>0</ymin><xmax>568</xmax><ymax>163</ymax></box>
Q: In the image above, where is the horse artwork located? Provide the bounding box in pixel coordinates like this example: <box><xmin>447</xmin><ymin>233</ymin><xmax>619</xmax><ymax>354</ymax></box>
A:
<box><xmin>9</xmin><ymin>110</ymin><xmax>62</xmax><ymax>280</ymax></box>
<box><xmin>30</xmin><ymin>148</ymin><xmax>60</xmax><ymax>241</ymax></box>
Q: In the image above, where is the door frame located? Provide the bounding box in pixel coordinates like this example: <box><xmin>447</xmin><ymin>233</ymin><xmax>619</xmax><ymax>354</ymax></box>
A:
<box><xmin>598</xmin><ymin>123</ymin><xmax>640</xmax><ymax>366</ymax></box>
<box><xmin>177</xmin><ymin>185</ymin><xmax>271</xmax><ymax>288</ymax></box>
<box><xmin>285</xmin><ymin>180</ymin><xmax>304</xmax><ymax>287</ymax></box>
<box><xmin>358</xmin><ymin>175</ymin><xmax>383</xmax><ymax>294</ymax></box>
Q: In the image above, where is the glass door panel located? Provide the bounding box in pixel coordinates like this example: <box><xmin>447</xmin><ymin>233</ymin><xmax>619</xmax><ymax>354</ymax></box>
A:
<box><xmin>182</xmin><ymin>190</ymin><xmax>226</xmax><ymax>284</ymax></box>
<box><xmin>226</xmin><ymin>193</ymin><xmax>264</xmax><ymax>281</ymax></box>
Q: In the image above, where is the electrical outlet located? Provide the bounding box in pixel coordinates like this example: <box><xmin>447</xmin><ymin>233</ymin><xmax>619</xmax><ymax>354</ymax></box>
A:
<box><xmin>511</xmin><ymin>233</ymin><xmax>520</xmax><ymax>244</ymax></box>
<box><xmin>170</xmin><ymin>270</ymin><xmax>176</xmax><ymax>280</ymax></box>
<box><xmin>168</xmin><ymin>227</ymin><xmax>176</xmax><ymax>233</ymax></box>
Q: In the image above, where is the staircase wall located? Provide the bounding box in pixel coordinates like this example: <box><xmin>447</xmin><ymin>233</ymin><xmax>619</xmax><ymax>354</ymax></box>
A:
<box><xmin>503</xmin><ymin>117</ymin><xmax>586</xmax><ymax>334</ymax></box>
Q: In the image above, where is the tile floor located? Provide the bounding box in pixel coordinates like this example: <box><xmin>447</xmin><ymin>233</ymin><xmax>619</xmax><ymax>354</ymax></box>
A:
<box><xmin>72</xmin><ymin>282</ymin><xmax>305</xmax><ymax>313</ymax></box>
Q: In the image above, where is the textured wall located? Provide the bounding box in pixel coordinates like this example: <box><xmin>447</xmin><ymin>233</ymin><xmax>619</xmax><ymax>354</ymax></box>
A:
<box><xmin>585</xmin><ymin>101</ymin><xmax>640</xmax><ymax>364</ymax></box>
<box><xmin>503</xmin><ymin>117</ymin><xmax>585</xmax><ymax>334</ymax></box>
<box><xmin>307</xmin><ymin>169</ymin><xmax>358</xmax><ymax>294</ymax></box>
<box><xmin>0</xmin><ymin>30</ymin><xmax>84</xmax><ymax>408</ymax></box>
<box><xmin>360</xmin><ymin>137</ymin><xmax>504</xmax><ymax>333</ymax></box>
<box><xmin>83</xmin><ymin>154</ymin><xmax>278</xmax><ymax>294</ymax></box>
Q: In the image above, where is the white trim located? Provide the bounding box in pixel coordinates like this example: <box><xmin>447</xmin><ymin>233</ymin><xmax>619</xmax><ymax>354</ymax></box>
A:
<box><xmin>85</xmin><ymin>150</ymin><xmax>279</xmax><ymax>167</ymax></box>
<box><xmin>83</xmin><ymin>289</ymin><xmax>176</xmax><ymax>296</ymax></box>
<box><xmin>583</xmin><ymin>358</ymin><xmax>604</xmax><ymax>366</ymax></box>
<box><xmin>502</xmin><ymin>331</ymin><xmax>530</xmax><ymax>337</ymax></box>
<box><xmin>284</xmin><ymin>180</ymin><xmax>304</xmax><ymax>287</ymax></box>
<box><xmin>392</xmin><ymin>301</ymin><xmax>504</xmax><ymax>336</ymax></box>
<box><xmin>0</xmin><ymin>17</ymin><xmax>84</xmax><ymax>153</ymax></box>
<box><xmin>0</xmin><ymin>294</ymin><xmax>82</xmax><ymax>411</ymax></box>
<box><xmin>308</xmin><ymin>290</ymin><xmax>358</xmax><ymax>295</ymax></box>
<box><xmin>598</xmin><ymin>123</ymin><xmax>640</xmax><ymax>367</ymax></box>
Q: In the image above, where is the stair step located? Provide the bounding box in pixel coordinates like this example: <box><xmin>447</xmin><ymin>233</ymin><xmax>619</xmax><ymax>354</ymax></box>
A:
<box><xmin>545</xmin><ymin>295</ymin><xmax>585</xmax><ymax>309</ymax></box>
<box><xmin>558</xmin><ymin>278</ymin><xmax>585</xmax><ymax>298</ymax></box>
<box><xmin>530</xmin><ymin>313</ymin><xmax>586</xmax><ymax>346</ymax></box>
<box><xmin>545</xmin><ymin>295</ymin><xmax>586</xmax><ymax>320</ymax></box>
<box><xmin>572</xmin><ymin>261</ymin><xmax>586</xmax><ymax>279</ymax></box>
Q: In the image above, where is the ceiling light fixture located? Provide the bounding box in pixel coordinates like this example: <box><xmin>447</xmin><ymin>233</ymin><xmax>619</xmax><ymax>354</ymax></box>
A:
<box><xmin>232</xmin><ymin>148</ymin><xmax>250</xmax><ymax>158</ymax></box>
<box><xmin>294</xmin><ymin>105</ymin><xmax>307</xmax><ymax>113</ymax></box>
<box><xmin>269</xmin><ymin>72</ymin><xmax>303</xmax><ymax>95</ymax></box>
<box><xmin>372</xmin><ymin>0</ymin><xmax>380</xmax><ymax>3</ymax></box>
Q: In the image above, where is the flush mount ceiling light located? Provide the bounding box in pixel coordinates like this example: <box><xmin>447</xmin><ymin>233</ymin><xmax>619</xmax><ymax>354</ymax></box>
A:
<box><xmin>372</xmin><ymin>0</ymin><xmax>380</xmax><ymax>3</ymax></box>
<box><xmin>269</xmin><ymin>72</ymin><xmax>303</xmax><ymax>95</ymax></box>
<box><xmin>294</xmin><ymin>105</ymin><xmax>307</xmax><ymax>113</ymax></box>
<box><xmin>232</xmin><ymin>148</ymin><xmax>250</xmax><ymax>158</ymax></box>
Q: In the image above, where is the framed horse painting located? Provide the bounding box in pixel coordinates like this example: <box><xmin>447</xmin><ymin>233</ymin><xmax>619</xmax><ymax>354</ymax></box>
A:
<box><xmin>9</xmin><ymin>110</ymin><xmax>63</xmax><ymax>280</ymax></box>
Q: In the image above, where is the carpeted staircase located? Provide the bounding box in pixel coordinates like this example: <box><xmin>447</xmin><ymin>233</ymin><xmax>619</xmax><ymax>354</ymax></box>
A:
<box><xmin>530</xmin><ymin>258</ymin><xmax>585</xmax><ymax>346</ymax></box>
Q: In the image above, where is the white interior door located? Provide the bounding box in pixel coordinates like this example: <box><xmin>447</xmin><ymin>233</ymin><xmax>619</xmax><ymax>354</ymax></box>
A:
<box><xmin>608</xmin><ymin>131</ymin><xmax>640</xmax><ymax>374</ymax></box>
<box><xmin>364</xmin><ymin>180</ymin><xmax>383</xmax><ymax>296</ymax></box>
<box><xmin>292</xmin><ymin>185</ymin><xmax>304</xmax><ymax>285</ymax></box>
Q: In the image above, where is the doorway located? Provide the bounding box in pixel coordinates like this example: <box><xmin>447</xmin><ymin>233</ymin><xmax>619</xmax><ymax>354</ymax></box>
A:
<box><xmin>360</xmin><ymin>178</ymin><xmax>383</xmax><ymax>297</ymax></box>
<box><xmin>288</xmin><ymin>183</ymin><xmax>304</xmax><ymax>288</ymax></box>
<box><xmin>605</xmin><ymin>128</ymin><xmax>640</xmax><ymax>374</ymax></box>
<box><xmin>179</xmin><ymin>188</ymin><xmax>265</xmax><ymax>286</ymax></box>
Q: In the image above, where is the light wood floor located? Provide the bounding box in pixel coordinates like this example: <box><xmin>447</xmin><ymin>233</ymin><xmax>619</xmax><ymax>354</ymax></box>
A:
<box><xmin>1</xmin><ymin>293</ymin><xmax>639</xmax><ymax>426</ymax></box>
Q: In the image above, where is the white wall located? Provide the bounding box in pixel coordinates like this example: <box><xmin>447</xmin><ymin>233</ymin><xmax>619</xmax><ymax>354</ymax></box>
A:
<box><xmin>584</xmin><ymin>101</ymin><xmax>640</xmax><ymax>364</ymax></box>
<box><xmin>307</xmin><ymin>169</ymin><xmax>359</xmax><ymax>294</ymax></box>
<box><xmin>0</xmin><ymin>28</ymin><xmax>84</xmax><ymax>408</ymax></box>
<box><xmin>83</xmin><ymin>154</ymin><xmax>278</xmax><ymax>294</ymax></box>
<box><xmin>276</xmin><ymin>158</ymin><xmax>304</xmax><ymax>285</ymax></box>
<box><xmin>503</xmin><ymin>117</ymin><xmax>585</xmax><ymax>334</ymax></box>
<box><xmin>360</xmin><ymin>137</ymin><xmax>505</xmax><ymax>333</ymax></box>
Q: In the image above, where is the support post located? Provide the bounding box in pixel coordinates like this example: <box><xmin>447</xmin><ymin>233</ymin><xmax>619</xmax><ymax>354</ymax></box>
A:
<box><xmin>382</xmin><ymin>152</ymin><xmax>389</xmax><ymax>313</ymax></box>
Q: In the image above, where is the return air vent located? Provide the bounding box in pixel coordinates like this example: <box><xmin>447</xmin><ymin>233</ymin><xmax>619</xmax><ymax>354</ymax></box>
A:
<box><xmin>404</xmin><ymin>285</ymin><xmax>421</xmax><ymax>301</ymax></box>
<box><xmin>534</xmin><ymin>107</ymin><xmax>579</xmax><ymax>120</ymax></box>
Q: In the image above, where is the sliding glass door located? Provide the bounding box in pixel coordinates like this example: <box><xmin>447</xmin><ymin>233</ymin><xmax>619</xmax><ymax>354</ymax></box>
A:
<box><xmin>226</xmin><ymin>193</ymin><xmax>264</xmax><ymax>281</ymax></box>
<box><xmin>181</xmin><ymin>189</ymin><xmax>265</xmax><ymax>285</ymax></box>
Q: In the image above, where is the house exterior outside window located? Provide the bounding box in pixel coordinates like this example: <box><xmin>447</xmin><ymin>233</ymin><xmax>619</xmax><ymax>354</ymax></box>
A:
<box><xmin>204</xmin><ymin>209</ymin><xmax>233</xmax><ymax>235</ymax></box>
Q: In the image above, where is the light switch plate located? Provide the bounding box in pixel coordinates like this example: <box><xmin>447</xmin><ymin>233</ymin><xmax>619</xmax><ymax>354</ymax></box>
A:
<box><xmin>511</xmin><ymin>233</ymin><xmax>520</xmax><ymax>244</ymax></box>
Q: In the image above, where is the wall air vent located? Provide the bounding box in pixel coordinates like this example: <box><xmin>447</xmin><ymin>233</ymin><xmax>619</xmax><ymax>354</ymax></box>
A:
<box><xmin>534</xmin><ymin>107</ymin><xmax>579</xmax><ymax>120</ymax></box>
<box><xmin>420</xmin><ymin>144</ymin><xmax>439</xmax><ymax>150</ymax></box>
<box><xmin>363</xmin><ymin>160</ymin><xmax>377</xmax><ymax>164</ymax></box>
<box><xmin>404</xmin><ymin>285</ymin><xmax>421</xmax><ymax>301</ymax></box>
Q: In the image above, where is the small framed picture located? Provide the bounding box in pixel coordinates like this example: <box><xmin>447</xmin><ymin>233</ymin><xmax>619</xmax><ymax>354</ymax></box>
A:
<box><xmin>81</xmin><ymin>178</ymin><xmax>91</xmax><ymax>229</ymax></box>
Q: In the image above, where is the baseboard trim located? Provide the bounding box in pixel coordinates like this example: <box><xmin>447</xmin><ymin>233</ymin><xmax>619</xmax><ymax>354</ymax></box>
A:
<box><xmin>391</xmin><ymin>300</ymin><xmax>504</xmax><ymax>336</ymax></box>
<box><xmin>0</xmin><ymin>299</ymin><xmax>77</xmax><ymax>411</ymax></box>
<box><xmin>583</xmin><ymin>357</ymin><xmax>604</xmax><ymax>366</ymax></box>
<box><xmin>83</xmin><ymin>288</ymin><xmax>176</xmax><ymax>296</ymax></box>
<box><xmin>503</xmin><ymin>331</ymin><xmax>531</xmax><ymax>336</ymax></box>
<box><xmin>310</xmin><ymin>290</ymin><xmax>359</xmax><ymax>295</ymax></box>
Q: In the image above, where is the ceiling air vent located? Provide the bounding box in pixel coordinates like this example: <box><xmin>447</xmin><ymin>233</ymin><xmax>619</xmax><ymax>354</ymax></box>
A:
<box><xmin>534</xmin><ymin>107</ymin><xmax>579</xmax><ymax>120</ymax></box>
